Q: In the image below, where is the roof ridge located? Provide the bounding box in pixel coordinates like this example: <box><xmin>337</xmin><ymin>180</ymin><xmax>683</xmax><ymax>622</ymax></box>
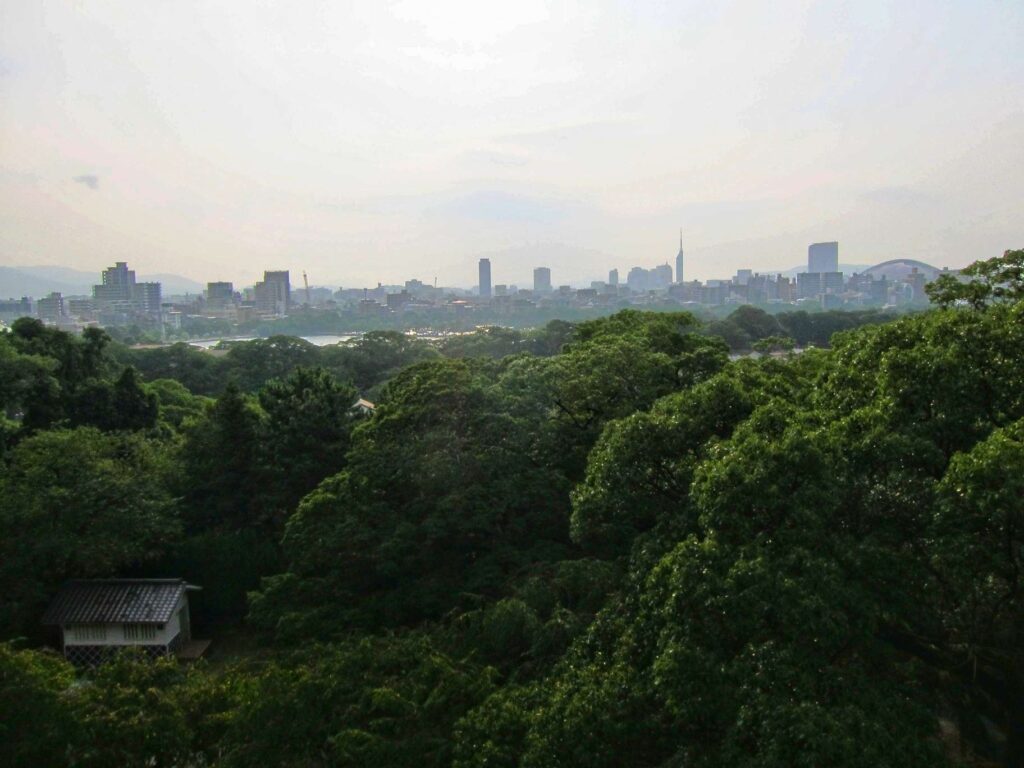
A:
<box><xmin>41</xmin><ymin>579</ymin><xmax>196</xmax><ymax>626</ymax></box>
<box><xmin>63</xmin><ymin>578</ymin><xmax>187</xmax><ymax>584</ymax></box>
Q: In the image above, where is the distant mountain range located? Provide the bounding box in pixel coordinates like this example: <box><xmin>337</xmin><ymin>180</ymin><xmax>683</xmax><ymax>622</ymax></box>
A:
<box><xmin>0</xmin><ymin>266</ymin><xmax>204</xmax><ymax>299</ymax></box>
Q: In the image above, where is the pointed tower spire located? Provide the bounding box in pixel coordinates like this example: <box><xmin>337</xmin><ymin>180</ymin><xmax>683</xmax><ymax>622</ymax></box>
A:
<box><xmin>675</xmin><ymin>229</ymin><xmax>685</xmax><ymax>284</ymax></box>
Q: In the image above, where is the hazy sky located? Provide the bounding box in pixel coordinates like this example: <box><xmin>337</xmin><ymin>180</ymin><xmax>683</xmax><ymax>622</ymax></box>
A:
<box><xmin>1</xmin><ymin>0</ymin><xmax>1022</xmax><ymax>287</ymax></box>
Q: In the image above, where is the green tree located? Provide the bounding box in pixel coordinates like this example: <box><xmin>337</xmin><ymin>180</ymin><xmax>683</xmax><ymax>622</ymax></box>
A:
<box><xmin>251</xmin><ymin>358</ymin><xmax>571</xmax><ymax>636</ymax></box>
<box><xmin>704</xmin><ymin>317</ymin><xmax>751</xmax><ymax>351</ymax></box>
<box><xmin>221</xmin><ymin>335</ymin><xmax>321</xmax><ymax>392</ymax></box>
<box><xmin>0</xmin><ymin>428</ymin><xmax>179</xmax><ymax>640</ymax></box>
<box><xmin>69</xmin><ymin>652</ymin><xmax>194</xmax><ymax>768</ymax></box>
<box><xmin>148</xmin><ymin>529</ymin><xmax>281</xmax><ymax>626</ymax></box>
<box><xmin>0</xmin><ymin>334</ymin><xmax>57</xmax><ymax>449</ymax></box>
<box><xmin>571</xmin><ymin>309</ymin><xmax>700</xmax><ymax>351</ymax></box>
<box><xmin>145</xmin><ymin>378</ymin><xmax>212</xmax><ymax>433</ymax></box>
<box><xmin>0</xmin><ymin>643</ymin><xmax>79</xmax><ymax>767</ymax></box>
<box><xmin>498</xmin><ymin>330</ymin><xmax>725</xmax><ymax>480</ymax></box>
<box><xmin>319</xmin><ymin>330</ymin><xmax>438</xmax><ymax>393</ymax></box>
<box><xmin>751</xmin><ymin>334</ymin><xmax>795</xmax><ymax>354</ymax></box>
<box><xmin>927</xmin><ymin>248</ymin><xmax>1024</xmax><ymax>308</ymax></box>
<box><xmin>775</xmin><ymin>309</ymin><xmax>889</xmax><ymax>348</ymax></box>
<box><xmin>924</xmin><ymin>419</ymin><xmax>1024</xmax><ymax>761</ymax></box>
<box><xmin>723</xmin><ymin>305</ymin><xmax>784</xmax><ymax>348</ymax></box>
<box><xmin>6</xmin><ymin>320</ymin><xmax>115</xmax><ymax>430</ymax></box>
<box><xmin>69</xmin><ymin>366</ymin><xmax>158</xmax><ymax>432</ymax></box>
<box><xmin>439</xmin><ymin>327</ymin><xmax>528</xmax><ymax>359</ymax></box>
<box><xmin>118</xmin><ymin>341</ymin><xmax>227</xmax><ymax>396</ymax></box>
<box><xmin>447</xmin><ymin>558</ymin><xmax>622</xmax><ymax>678</ymax></box>
<box><xmin>452</xmin><ymin>682</ymin><xmax>545</xmax><ymax>768</ymax></box>
<box><xmin>569</xmin><ymin>364</ymin><xmax>791</xmax><ymax>558</ymax></box>
<box><xmin>453</xmin><ymin>301</ymin><xmax>1024</xmax><ymax>766</ymax></box>
<box><xmin>480</xmin><ymin>402</ymin><xmax>947</xmax><ymax>767</ymax></box>
<box><xmin>178</xmin><ymin>382</ymin><xmax>265</xmax><ymax>532</ymax></box>
<box><xmin>7</xmin><ymin>320</ymin><xmax>111</xmax><ymax>386</ymax></box>
<box><xmin>220</xmin><ymin>636</ymin><xmax>495</xmax><ymax>768</ymax></box>
<box><xmin>818</xmin><ymin>301</ymin><xmax>1024</xmax><ymax>459</ymax></box>
<box><xmin>257</xmin><ymin>366</ymin><xmax>358</xmax><ymax>519</ymax></box>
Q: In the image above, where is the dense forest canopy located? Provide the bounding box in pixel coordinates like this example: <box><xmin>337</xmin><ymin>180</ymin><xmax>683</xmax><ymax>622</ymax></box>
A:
<box><xmin>1</xmin><ymin>250</ymin><xmax>1023</xmax><ymax>767</ymax></box>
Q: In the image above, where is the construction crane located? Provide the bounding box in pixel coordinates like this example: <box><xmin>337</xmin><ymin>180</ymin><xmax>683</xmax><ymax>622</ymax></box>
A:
<box><xmin>302</xmin><ymin>271</ymin><xmax>311</xmax><ymax>305</ymax></box>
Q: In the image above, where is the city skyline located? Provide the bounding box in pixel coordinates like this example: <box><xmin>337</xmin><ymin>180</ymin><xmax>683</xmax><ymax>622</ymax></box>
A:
<box><xmin>0</xmin><ymin>232</ymin><xmax>968</xmax><ymax>296</ymax></box>
<box><xmin>11</xmin><ymin>236</ymin><xmax>946</xmax><ymax>304</ymax></box>
<box><xmin>1</xmin><ymin>1</ymin><xmax>1021</xmax><ymax>287</ymax></box>
<box><xmin>4</xmin><ymin>247</ymin><xmax>941</xmax><ymax>334</ymax></box>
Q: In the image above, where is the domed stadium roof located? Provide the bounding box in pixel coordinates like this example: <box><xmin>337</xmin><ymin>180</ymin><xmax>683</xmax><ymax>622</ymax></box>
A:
<box><xmin>862</xmin><ymin>259</ymin><xmax>947</xmax><ymax>281</ymax></box>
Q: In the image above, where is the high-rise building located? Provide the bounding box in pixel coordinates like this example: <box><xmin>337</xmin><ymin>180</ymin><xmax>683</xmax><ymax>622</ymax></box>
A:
<box><xmin>37</xmin><ymin>292</ymin><xmax>66</xmax><ymax>324</ymax></box>
<box><xmin>653</xmin><ymin>264</ymin><xmax>673</xmax><ymax>288</ymax></box>
<box><xmin>822</xmin><ymin>271</ymin><xmax>845</xmax><ymax>294</ymax></box>
<box><xmin>627</xmin><ymin>265</ymin><xmax>672</xmax><ymax>292</ymax></box>
<box><xmin>798</xmin><ymin>267</ymin><xmax>844</xmax><ymax>299</ymax></box>
<box><xmin>266</xmin><ymin>271</ymin><xmax>291</xmax><ymax>309</ymax></box>
<box><xmin>254</xmin><ymin>270</ymin><xmax>291</xmax><ymax>315</ymax></box>
<box><xmin>627</xmin><ymin>267</ymin><xmax>649</xmax><ymax>291</ymax></box>
<box><xmin>870</xmin><ymin>276</ymin><xmax>889</xmax><ymax>305</ymax></box>
<box><xmin>904</xmin><ymin>268</ymin><xmax>929</xmax><ymax>303</ymax></box>
<box><xmin>93</xmin><ymin>262</ymin><xmax>136</xmax><ymax>302</ymax></box>
<box><xmin>478</xmin><ymin>258</ymin><xmax>492</xmax><ymax>298</ymax></box>
<box><xmin>206</xmin><ymin>282</ymin><xmax>234</xmax><ymax>303</ymax></box>
<box><xmin>386</xmin><ymin>290</ymin><xmax>412</xmax><ymax>310</ymax></box>
<box><xmin>0</xmin><ymin>297</ymin><xmax>33</xmax><ymax>322</ymax></box>
<box><xmin>91</xmin><ymin>261</ymin><xmax>162</xmax><ymax>318</ymax></box>
<box><xmin>775</xmin><ymin>275</ymin><xmax>796</xmax><ymax>302</ymax></box>
<box><xmin>675</xmin><ymin>231</ymin><xmax>684</xmax><ymax>283</ymax></box>
<box><xmin>608</xmin><ymin>268</ymin><xmax>619</xmax><ymax>287</ymax></box>
<box><xmin>797</xmin><ymin>272</ymin><xmax>822</xmax><ymax>299</ymax></box>
<box><xmin>808</xmin><ymin>242</ymin><xmax>839</xmax><ymax>273</ymax></box>
<box><xmin>700</xmin><ymin>284</ymin><xmax>727</xmax><ymax>305</ymax></box>
<box><xmin>747</xmin><ymin>274</ymin><xmax>769</xmax><ymax>303</ymax></box>
<box><xmin>134</xmin><ymin>282</ymin><xmax>162</xmax><ymax>314</ymax></box>
<box><xmin>533</xmin><ymin>267</ymin><xmax>551</xmax><ymax>293</ymax></box>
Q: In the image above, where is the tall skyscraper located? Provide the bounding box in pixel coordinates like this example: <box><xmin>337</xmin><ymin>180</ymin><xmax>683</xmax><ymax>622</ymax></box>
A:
<box><xmin>533</xmin><ymin>266</ymin><xmax>551</xmax><ymax>293</ymax></box>
<box><xmin>254</xmin><ymin>270</ymin><xmax>291</xmax><ymax>315</ymax></box>
<box><xmin>808</xmin><ymin>242</ymin><xmax>839</xmax><ymax>273</ymax></box>
<box><xmin>608</xmin><ymin>268</ymin><xmax>619</xmax><ymax>287</ymax></box>
<box><xmin>675</xmin><ymin>231</ymin><xmax>684</xmax><ymax>283</ymax></box>
<box><xmin>478</xmin><ymin>258</ymin><xmax>492</xmax><ymax>298</ymax></box>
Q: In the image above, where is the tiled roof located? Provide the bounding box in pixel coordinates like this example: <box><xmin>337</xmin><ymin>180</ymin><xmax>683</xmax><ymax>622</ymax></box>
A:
<box><xmin>41</xmin><ymin>579</ymin><xmax>195</xmax><ymax>625</ymax></box>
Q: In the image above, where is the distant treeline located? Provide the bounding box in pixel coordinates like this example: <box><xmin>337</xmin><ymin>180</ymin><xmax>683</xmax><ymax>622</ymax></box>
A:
<box><xmin>105</xmin><ymin>300</ymin><xmax>909</xmax><ymax>347</ymax></box>
<box><xmin>111</xmin><ymin>305</ymin><xmax>900</xmax><ymax>400</ymax></box>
